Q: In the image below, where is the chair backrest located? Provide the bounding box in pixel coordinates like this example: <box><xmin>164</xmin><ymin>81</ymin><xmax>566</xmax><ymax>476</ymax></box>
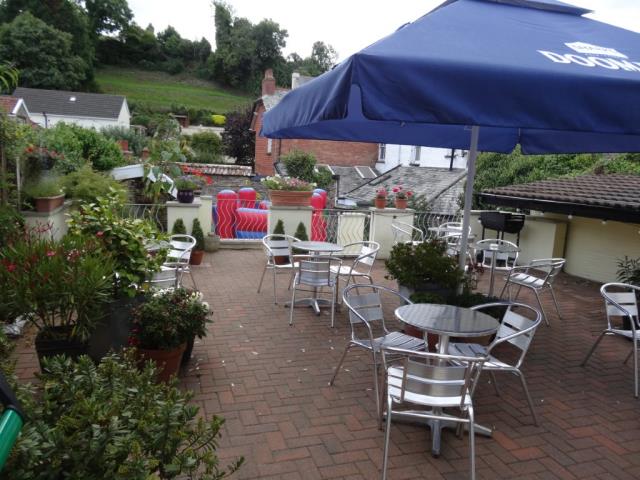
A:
<box><xmin>294</xmin><ymin>255</ymin><xmax>341</xmax><ymax>287</ymax></box>
<box><xmin>262</xmin><ymin>234</ymin><xmax>298</xmax><ymax>262</ymax></box>
<box><xmin>381</xmin><ymin>347</ymin><xmax>485</xmax><ymax>408</ymax></box>
<box><xmin>167</xmin><ymin>235</ymin><xmax>196</xmax><ymax>264</ymax></box>
<box><xmin>146</xmin><ymin>267</ymin><xmax>180</xmax><ymax>290</ymax></box>
<box><xmin>476</xmin><ymin>239</ymin><xmax>519</xmax><ymax>270</ymax></box>
<box><xmin>601</xmin><ymin>283</ymin><xmax>640</xmax><ymax>330</ymax></box>
<box><xmin>392</xmin><ymin>221</ymin><xmax>424</xmax><ymax>245</ymax></box>
<box><xmin>472</xmin><ymin>301</ymin><xmax>542</xmax><ymax>369</ymax></box>
<box><xmin>527</xmin><ymin>258</ymin><xmax>565</xmax><ymax>284</ymax></box>
<box><xmin>342</xmin><ymin>284</ymin><xmax>411</xmax><ymax>336</ymax></box>
<box><xmin>344</xmin><ymin>241</ymin><xmax>380</xmax><ymax>274</ymax></box>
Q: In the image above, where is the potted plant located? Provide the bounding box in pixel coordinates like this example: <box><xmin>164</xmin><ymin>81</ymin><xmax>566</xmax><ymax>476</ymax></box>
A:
<box><xmin>1</xmin><ymin>233</ymin><xmax>115</xmax><ymax>370</ymax></box>
<box><xmin>392</xmin><ymin>185</ymin><xmax>413</xmax><ymax>209</ymax></box>
<box><xmin>130</xmin><ymin>288</ymin><xmax>211</xmax><ymax>381</ymax></box>
<box><xmin>272</xmin><ymin>219</ymin><xmax>290</xmax><ymax>265</ymax></box>
<box><xmin>374</xmin><ymin>188</ymin><xmax>388</xmax><ymax>209</ymax></box>
<box><xmin>190</xmin><ymin>218</ymin><xmax>205</xmax><ymax>265</ymax></box>
<box><xmin>23</xmin><ymin>176</ymin><xmax>65</xmax><ymax>213</ymax></box>
<box><xmin>174</xmin><ymin>175</ymin><xmax>203</xmax><ymax>204</ymax></box>
<box><xmin>172</xmin><ymin>218</ymin><xmax>187</xmax><ymax>234</ymax></box>
<box><xmin>261</xmin><ymin>176</ymin><xmax>315</xmax><ymax>206</ymax></box>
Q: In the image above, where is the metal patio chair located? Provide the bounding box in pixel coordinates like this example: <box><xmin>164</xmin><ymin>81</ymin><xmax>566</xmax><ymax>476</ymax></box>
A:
<box><xmin>391</xmin><ymin>221</ymin><xmax>425</xmax><ymax>245</ymax></box>
<box><xmin>448</xmin><ymin>302</ymin><xmax>543</xmax><ymax>425</ymax></box>
<box><xmin>289</xmin><ymin>255</ymin><xmax>341</xmax><ymax>328</ymax></box>
<box><xmin>381</xmin><ymin>346</ymin><xmax>486</xmax><ymax>480</ymax></box>
<box><xmin>581</xmin><ymin>283</ymin><xmax>640</xmax><ymax>397</ymax></box>
<box><xmin>257</xmin><ymin>234</ymin><xmax>300</xmax><ymax>304</ymax></box>
<box><xmin>331</xmin><ymin>241</ymin><xmax>380</xmax><ymax>294</ymax></box>
<box><xmin>499</xmin><ymin>258</ymin><xmax>565</xmax><ymax>326</ymax></box>
<box><xmin>145</xmin><ymin>265</ymin><xmax>181</xmax><ymax>290</ymax></box>
<box><xmin>329</xmin><ymin>284</ymin><xmax>425</xmax><ymax>425</ymax></box>
<box><xmin>163</xmin><ymin>234</ymin><xmax>197</xmax><ymax>289</ymax></box>
<box><xmin>476</xmin><ymin>238</ymin><xmax>519</xmax><ymax>271</ymax></box>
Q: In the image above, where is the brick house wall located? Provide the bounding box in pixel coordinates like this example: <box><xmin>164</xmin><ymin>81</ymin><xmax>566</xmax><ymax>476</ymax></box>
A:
<box><xmin>252</xmin><ymin>70</ymin><xmax>378</xmax><ymax>176</ymax></box>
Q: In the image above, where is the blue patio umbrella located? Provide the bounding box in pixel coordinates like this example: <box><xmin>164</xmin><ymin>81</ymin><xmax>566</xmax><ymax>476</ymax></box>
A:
<box><xmin>262</xmin><ymin>0</ymin><xmax>640</xmax><ymax>269</ymax></box>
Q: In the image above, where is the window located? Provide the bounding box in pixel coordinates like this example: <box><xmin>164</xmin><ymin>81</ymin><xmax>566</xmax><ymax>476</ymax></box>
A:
<box><xmin>267</xmin><ymin>138</ymin><xmax>272</xmax><ymax>155</ymax></box>
<box><xmin>378</xmin><ymin>143</ymin><xmax>386</xmax><ymax>162</ymax></box>
<box><xmin>410</xmin><ymin>146</ymin><xmax>421</xmax><ymax>165</ymax></box>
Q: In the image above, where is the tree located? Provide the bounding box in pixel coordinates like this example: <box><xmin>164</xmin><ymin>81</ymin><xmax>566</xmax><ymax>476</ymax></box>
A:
<box><xmin>304</xmin><ymin>41</ymin><xmax>337</xmax><ymax>76</ymax></box>
<box><xmin>221</xmin><ymin>106</ymin><xmax>255</xmax><ymax>166</ymax></box>
<box><xmin>252</xmin><ymin>19</ymin><xmax>288</xmax><ymax>75</ymax></box>
<box><xmin>0</xmin><ymin>12</ymin><xmax>86</xmax><ymax>90</ymax></box>
<box><xmin>0</xmin><ymin>63</ymin><xmax>18</xmax><ymax>94</ymax></box>
<box><xmin>84</xmin><ymin>0</ymin><xmax>132</xmax><ymax>37</ymax></box>
<box><xmin>213</xmin><ymin>1</ymin><xmax>233</xmax><ymax>51</ymax></box>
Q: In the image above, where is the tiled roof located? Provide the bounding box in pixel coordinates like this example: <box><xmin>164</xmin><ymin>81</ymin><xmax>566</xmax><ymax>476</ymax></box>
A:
<box><xmin>330</xmin><ymin>165</ymin><xmax>379</xmax><ymax>195</ymax></box>
<box><xmin>481</xmin><ymin>174</ymin><xmax>640</xmax><ymax>212</ymax></box>
<box><xmin>0</xmin><ymin>95</ymin><xmax>19</xmax><ymax>115</ymax></box>
<box><xmin>13</xmin><ymin>87</ymin><xmax>125</xmax><ymax>119</ymax></box>
<box><xmin>262</xmin><ymin>90</ymin><xmax>289</xmax><ymax>112</ymax></box>
<box><xmin>345</xmin><ymin>166</ymin><xmax>466</xmax><ymax>215</ymax></box>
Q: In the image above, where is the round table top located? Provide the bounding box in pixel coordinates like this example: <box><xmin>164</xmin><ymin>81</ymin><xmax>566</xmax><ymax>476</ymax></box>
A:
<box><xmin>475</xmin><ymin>240</ymin><xmax>520</xmax><ymax>254</ymax></box>
<box><xmin>293</xmin><ymin>241</ymin><xmax>343</xmax><ymax>253</ymax></box>
<box><xmin>395</xmin><ymin>303</ymin><xmax>499</xmax><ymax>337</ymax></box>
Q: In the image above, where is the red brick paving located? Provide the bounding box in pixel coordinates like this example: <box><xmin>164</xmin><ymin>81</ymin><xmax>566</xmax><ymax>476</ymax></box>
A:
<box><xmin>12</xmin><ymin>249</ymin><xmax>640</xmax><ymax>479</ymax></box>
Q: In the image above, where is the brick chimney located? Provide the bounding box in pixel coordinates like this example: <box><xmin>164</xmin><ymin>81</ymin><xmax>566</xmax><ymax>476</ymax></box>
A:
<box><xmin>261</xmin><ymin>69</ymin><xmax>276</xmax><ymax>96</ymax></box>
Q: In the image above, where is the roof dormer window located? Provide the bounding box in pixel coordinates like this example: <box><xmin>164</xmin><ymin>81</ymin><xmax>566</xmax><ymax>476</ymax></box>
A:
<box><xmin>69</xmin><ymin>96</ymin><xmax>76</xmax><ymax>102</ymax></box>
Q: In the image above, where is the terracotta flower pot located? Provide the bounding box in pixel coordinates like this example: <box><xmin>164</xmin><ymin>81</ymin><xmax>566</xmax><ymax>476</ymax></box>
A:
<box><xmin>268</xmin><ymin>190</ymin><xmax>313</xmax><ymax>207</ymax></box>
<box><xmin>137</xmin><ymin>343</ymin><xmax>186</xmax><ymax>382</ymax></box>
<box><xmin>395</xmin><ymin>197</ymin><xmax>408</xmax><ymax>209</ymax></box>
<box><xmin>190</xmin><ymin>249</ymin><xmax>204</xmax><ymax>265</ymax></box>
<box><xmin>177</xmin><ymin>189</ymin><xmax>195</xmax><ymax>204</ymax></box>
<box><xmin>374</xmin><ymin>197</ymin><xmax>386</xmax><ymax>209</ymax></box>
<box><xmin>34</xmin><ymin>194</ymin><xmax>65</xmax><ymax>213</ymax></box>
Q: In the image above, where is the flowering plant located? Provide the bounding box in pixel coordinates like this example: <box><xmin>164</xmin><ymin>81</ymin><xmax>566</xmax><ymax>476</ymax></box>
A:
<box><xmin>0</xmin><ymin>232</ymin><xmax>116</xmax><ymax>340</ymax></box>
<box><xmin>392</xmin><ymin>185</ymin><xmax>413</xmax><ymax>200</ymax></box>
<box><xmin>375</xmin><ymin>187</ymin><xmax>388</xmax><ymax>199</ymax></box>
<box><xmin>261</xmin><ymin>176</ymin><xmax>315</xmax><ymax>191</ymax></box>
<box><xmin>130</xmin><ymin>288</ymin><xmax>211</xmax><ymax>350</ymax></box>
<box><xmin>181</xmin><ymin>166</ymin><xmax>213</xmax><ymax>186</ymax></box>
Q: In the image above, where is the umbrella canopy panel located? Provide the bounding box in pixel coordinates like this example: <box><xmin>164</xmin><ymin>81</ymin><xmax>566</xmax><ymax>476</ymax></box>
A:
<box><xmin>263</xmin><ymin>0</ymin><xmax>640</xmax><ymax>154</ymax></box>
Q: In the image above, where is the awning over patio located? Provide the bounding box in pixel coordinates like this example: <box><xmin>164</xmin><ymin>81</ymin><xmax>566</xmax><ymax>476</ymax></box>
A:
<box><xmin>478</xmin><ymin>173</ymin><xmax>640</xmax><ymax>223</ymax></box>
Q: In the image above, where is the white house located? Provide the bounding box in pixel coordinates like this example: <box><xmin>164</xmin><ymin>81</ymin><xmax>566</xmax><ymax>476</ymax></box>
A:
<box><xmin>13</xmin><ymin>87</ymin><xmax>130</xmax><ymax>129</ymax></box>
<box><xmin>376</xmin><ymin>144</ymin><xmax>468</xmax><ymax>172</ymax></box>
<box><xmin>0</xmin><ymin>95</ymin><xmax>31</xmax><ymax>123</ymax></box>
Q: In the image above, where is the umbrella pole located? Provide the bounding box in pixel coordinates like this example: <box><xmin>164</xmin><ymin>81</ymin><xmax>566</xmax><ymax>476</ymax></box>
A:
<box><xmin>457</xmin><ymin>126</ymin><xmax>479</xmax><ymax>283</ymax></box>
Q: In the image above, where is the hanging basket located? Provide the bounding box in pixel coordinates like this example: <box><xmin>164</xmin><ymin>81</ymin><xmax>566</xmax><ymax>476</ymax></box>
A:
<box><xmin>268</xmin><ymin>190</ymin><xmax>313</xmax><ymax>207</ymax></box>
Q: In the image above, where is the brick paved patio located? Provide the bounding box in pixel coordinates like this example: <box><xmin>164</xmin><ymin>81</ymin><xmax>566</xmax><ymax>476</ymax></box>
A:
<box><xmin>12</xmin><ymin>249</ymin><xmax>640</xmax><ymax>479</ymax></box>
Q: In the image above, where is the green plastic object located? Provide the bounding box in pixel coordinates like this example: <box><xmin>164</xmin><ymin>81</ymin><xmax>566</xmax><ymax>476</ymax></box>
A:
<box><xmin>0</xmin><ymin>408</ymin><xmax>22</xmax><ymax>470</ymax></box>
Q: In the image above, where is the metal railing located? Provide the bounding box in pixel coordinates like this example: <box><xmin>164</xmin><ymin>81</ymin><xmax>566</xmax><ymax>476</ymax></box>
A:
<box><xmin>121</xmin><ymin>204</ymin><xmax>168</xmax><ymax>231</ymax></box>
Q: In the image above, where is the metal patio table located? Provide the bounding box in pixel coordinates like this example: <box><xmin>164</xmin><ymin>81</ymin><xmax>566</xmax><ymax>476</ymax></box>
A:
<box><xmin>394</xmin><ymin>303</ymin><xmax>499</xmax><ymax>456</ymax></box>
<box><xmin>288</xmin><ymin>241</ymin><xmax>343</xmax><ymax>315</ymax></box>
<box><xmin>476</xmin><ymin>240</ymin><xmax>520</xmax><ymax>297</ymax></box>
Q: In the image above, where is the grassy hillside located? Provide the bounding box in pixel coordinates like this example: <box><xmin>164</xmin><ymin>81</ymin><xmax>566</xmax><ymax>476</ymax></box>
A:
<box><xmin>95</xmin><ymin>67</ymin><xmax>253</xmax><ymax>112</ymax></box>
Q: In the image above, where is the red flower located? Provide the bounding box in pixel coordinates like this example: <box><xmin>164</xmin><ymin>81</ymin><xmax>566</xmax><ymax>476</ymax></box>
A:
<box><xmin>392</xmin><ymin>187</ymin><xmax>399</xmax><ymax>193</ymax></box>
<box><xmin>96</xmin><ymin>231</ymin><xmax>104</xmax><ymax>237</ymax></box>
<box><xmin>407</xmin><ymin>191</ymin><xmax>414</xmax><ymax>197</ymax></box>
<box><xmin>6</xmin><ymin>263</ymin><xmax>17</xmax><ymax>273</ymax></box>
<box><xmin>46</xmin><ymin>250</ymin><xmax>56</xmax><ymax>257</ymax></box>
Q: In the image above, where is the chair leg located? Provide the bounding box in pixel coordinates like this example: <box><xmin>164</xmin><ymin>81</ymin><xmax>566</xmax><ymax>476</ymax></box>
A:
<box><xmin>634</xmin><ymin>337</ymin><xmax>638</xmax><ymax>398</ymax></box>
<box><xmin>516</xmin><ymin>371</ymin><xmax>539</xmax><ymax>426</ymax></box>
<box><xmin>257</xmin><ymin>264</ymin><xmax>267</xmax><ymax>293</ymax></box>
<box><xmin>329</xmin><ymin>344</ymin><xmax>351</xmax><ymax>386</ymax></box>
<box><xmin>548</xmin><ymin>285</ymin><xmax>562</xmax><ymax>319</ymax></box>
<box><xmin>533</xmin><ymin>289</ymin><xmax>550</xmax><ymax>327</ymax></box>
<box><xmin>330</xmin><ymin>284</ymin><xmax>336</xmax><ymax>328</ymax></box>
<box><xmin>624</xmin><ymin>347</ymin><xmax>633</xmax><ymax>365</ymax></box>
<box><xmin>498</xmin><ymin>280</ymin><xmax>510</xmax><ymax>300</ymax></box>
<box><xmin>381</xmin><ymin>396</ymin><xmax>393</xmax><ymax>480</ymax></box>
<box><xmin>580</xmin><ymin>331</ymin><xmax>606</xmax><ymax>366</ymax></box>
<box><xmin>468</xmin><ymin>405</ymin><xmax>476</xmax><ymax>480</ymax></box>
<box><xmin>272</xmin><ymin>268</ymin><xmax>278</xmax><ymax>304</ymax></box>
<box><xmin>489</xmin><ymin>371</ymin><xmax>500</xmax><ymax>397</ymax></box>
<box><xmin>371</xmin><ymin>351</ymin><xmax>381</xmax><ymax>424</ymax></box>
<box><xmin>289</xmin><ymin>285</ymin><xmax>297</xmax><ymax>326</ymax></box>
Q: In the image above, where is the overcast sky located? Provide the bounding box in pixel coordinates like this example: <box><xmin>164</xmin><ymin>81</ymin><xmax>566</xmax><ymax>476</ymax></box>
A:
<box><xmin>127</xmin><ymin>0</ymin><xmax>640</xmax><ymax>61</ymax></box>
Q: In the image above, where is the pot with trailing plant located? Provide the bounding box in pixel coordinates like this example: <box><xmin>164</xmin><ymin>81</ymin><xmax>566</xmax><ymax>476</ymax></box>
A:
<box><xmin>174</xmin><ymin>175</ymin><xmax>203</xmax><ymax>204</ymax></box>
<box><xmin>190</xmin><ymin>218</ymin><xmax>205</xmax><ymax>265</ymax></box>
<box><xmin>385</xmin><ymin>240</ymin><xmax>464</xmax><ymax>348</ymax></box>
<box><xmin>392</xmin><ymin>185</ymin><xmax>413</xmax><ymax>209</ymax></box>
<box><xmin>23</xmin><ymin>176</ymin><xmax>65</xmax><ymax>213</ymax></box>
<box><xmin>1</xmin><ymin>233</ymin><xmax>115</xmax><ymax>370</ymax></box>
<box><xmin>261</xmin><ymin>176</ymin><xmax>315</xmax><ymax>206</ymax></box>
<box><xmin>374</xmin><ymin>187</ymin><xmax>388</xmax><ymax>209</ymax></box>
<box><xmin>130</xmin><ymin>288</ymin><xmax>211</xmax><ymax>381</ymax></box>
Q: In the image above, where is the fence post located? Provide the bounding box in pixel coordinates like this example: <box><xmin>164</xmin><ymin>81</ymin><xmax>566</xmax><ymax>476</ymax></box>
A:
<box><xmin>199</xmin><ymin>195</ymin><xmax>213</xmax><ymax>233</ymax></box>
<box><xmin>369</xmin><ymin>207</ymin><xmax>415</xmax><ymax>259</ymax></box>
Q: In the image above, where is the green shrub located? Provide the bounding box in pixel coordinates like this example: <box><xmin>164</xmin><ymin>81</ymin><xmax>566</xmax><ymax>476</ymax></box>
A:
<box><xmin>273</xmin><ymin>218</ymin><xmax>285</xmax><ymax>235</ymax></box>
<box><xmin>172</xmin><ymin>218</ymin><xmax>187</xmax><ymax>235</ymax></box>
<box><xmin>282</xmin><ymin>150</ymin><xmax>333</xmax><ymax>189</ymax></box>
<box><xmin>212</xmin><ymin>114</ymin><xmax>226</xmax><ymax>126</ymax></box>
<box><xmin>0</xmin><ymin>205</ymin><xmax>23</xmax><ymax>248</ymax></box>
<box><xmin>68</xmin><ymin>125</ymin><xmax>126</xmax><ymax>171</ymax></box>
<box><xmin>617</xmin><ymin>257</ymin><xmax>640</xmax><ymax>286</ymax></box>
<box><xmin>4</xmin><ymin>353</ymin><xmax>243</xmax><ymax>479</ymax></box>
<box><xmin>62</xmin><ymin>164</ymin><xmax>128</xmax><ymax>203</ymax></box>
<box><xmin>101</xmin><ymin>126</ymin><xmax>149</xmax><ymax>157</ymax></box>
<box><xmin>44</xmin><ymin>124</ymin><xmax>84</xmax><ymax>173</ymax></box>
<box><xmin>23</xmin><ymin>176</ymin><xmax>63</xmax><ymax>198</ymax></box>
<box><xmin>188</xmin><ymin>131</ymin><xmax>223</xmax><ymax>164</ymax></box>
<box><xmin>192</xmin><ymin>219</ymin><xmax>205</xmax><ymax>250</ymax></box>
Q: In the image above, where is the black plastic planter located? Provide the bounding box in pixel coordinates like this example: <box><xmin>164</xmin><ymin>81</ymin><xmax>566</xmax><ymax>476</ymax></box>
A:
<box><xmin>35</xmin><ymin>327</ymin><xmax>87</xmax><ymax>372</ymax></box>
